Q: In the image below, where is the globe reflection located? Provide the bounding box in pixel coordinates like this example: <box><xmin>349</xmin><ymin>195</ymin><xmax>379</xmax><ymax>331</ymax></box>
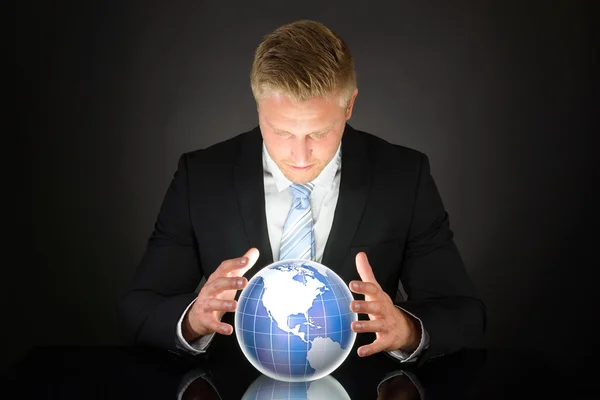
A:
<box><xmin>241</xmin><ymin>373</ymin><xmax>350</xmax><ymax>400</ymax></box>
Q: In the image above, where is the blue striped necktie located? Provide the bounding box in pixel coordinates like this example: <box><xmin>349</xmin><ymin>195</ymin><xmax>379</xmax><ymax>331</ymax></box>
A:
<box><xmin>279</xmin><ymin>183</ymin><xmax>315</xmax><ymax>261</ymax></box>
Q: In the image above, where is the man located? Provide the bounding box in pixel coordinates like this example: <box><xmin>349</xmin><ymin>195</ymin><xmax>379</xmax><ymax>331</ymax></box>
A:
<box><xmin>117</xmin><ymin>20</ymin><xmax>485</xmax><ymax>366</ymax></box>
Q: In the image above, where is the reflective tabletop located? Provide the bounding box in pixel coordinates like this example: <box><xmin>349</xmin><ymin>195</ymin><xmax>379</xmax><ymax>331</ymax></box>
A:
<box><xmin>3</xmin><ymin>333</ymin><xmax>574</xmax><ymax>399</ymax></box>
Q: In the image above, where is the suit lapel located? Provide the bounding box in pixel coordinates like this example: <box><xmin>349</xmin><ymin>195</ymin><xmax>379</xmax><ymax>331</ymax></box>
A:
<box><xmin>233</xmin><ymin>127</ymin><xmax>274</xmax><ymax>273</ymax></box>
<box><xmin>322</xmin><ymin>125</ymin><xmax>371</xmax><ymax>275</ymax></box>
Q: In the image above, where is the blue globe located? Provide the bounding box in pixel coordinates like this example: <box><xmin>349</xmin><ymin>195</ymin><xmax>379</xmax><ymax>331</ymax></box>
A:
<box><xmin>235</xmin><ymin>259</ymin><xmax>357</xmax><ymax>382</ymax></box>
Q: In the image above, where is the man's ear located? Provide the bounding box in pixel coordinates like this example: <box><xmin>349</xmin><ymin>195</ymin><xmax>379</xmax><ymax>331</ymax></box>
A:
<box><xmin>345</xmin><ymin>88</ymin><xmax>359</xmax><ymax>120</ymax></box>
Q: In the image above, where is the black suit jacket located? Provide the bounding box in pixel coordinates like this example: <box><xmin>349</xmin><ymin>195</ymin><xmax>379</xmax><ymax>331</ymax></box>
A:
<box><xmin>117</xmin><ymin>124</ymin><xmax>486</xmax><ymax>365</ymax></box>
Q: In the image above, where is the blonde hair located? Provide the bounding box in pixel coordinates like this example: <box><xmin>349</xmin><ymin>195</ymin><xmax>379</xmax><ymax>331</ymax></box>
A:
<box><xmin>250</xmin><ymin>20</ymin><xmax>357</xmax><ymax>108</ymax></box>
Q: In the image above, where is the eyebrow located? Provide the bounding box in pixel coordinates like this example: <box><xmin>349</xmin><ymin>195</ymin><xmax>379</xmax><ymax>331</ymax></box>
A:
<box><xmin>273</xmin><ymin>125</ymin><xmax>333</xmax><ymax>136</ymax></box>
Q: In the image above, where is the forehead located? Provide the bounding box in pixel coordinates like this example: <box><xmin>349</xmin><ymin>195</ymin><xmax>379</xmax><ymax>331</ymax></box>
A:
<box><xmin>259</xmin><ymin>93</ymin><xmax>343</xmax><ymax>126</ymax></box>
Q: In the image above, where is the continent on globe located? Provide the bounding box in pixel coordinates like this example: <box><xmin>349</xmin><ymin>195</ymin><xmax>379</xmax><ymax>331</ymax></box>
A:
<box><xmin>260</xmin><ymin>264</ymin><xmax>328</xmax><ymax>341</ymax></box>
<box><xmin>306</xmin><ymin>337</ymin><xmax>344</xmax><ymax>372</ymax></box>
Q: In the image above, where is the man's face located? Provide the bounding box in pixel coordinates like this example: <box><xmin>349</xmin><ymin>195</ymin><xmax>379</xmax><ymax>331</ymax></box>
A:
<box><xmin>258</xmin><ymin>89</ymin><xmax>358</xmax><ymax>184</ymax></box>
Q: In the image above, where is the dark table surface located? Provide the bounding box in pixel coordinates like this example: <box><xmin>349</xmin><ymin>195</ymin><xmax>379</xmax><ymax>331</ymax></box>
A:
<box><xmin>1</xmin><ymin>332</ymin><xmax>581</xmax><ymax>399</ymax></box>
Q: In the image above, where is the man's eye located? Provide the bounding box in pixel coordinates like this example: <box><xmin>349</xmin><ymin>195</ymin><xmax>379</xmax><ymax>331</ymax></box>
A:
<box><xmin>276</xmin><ymin>131</ymin><xmax>291</xmax><ymax>137</ymax></box>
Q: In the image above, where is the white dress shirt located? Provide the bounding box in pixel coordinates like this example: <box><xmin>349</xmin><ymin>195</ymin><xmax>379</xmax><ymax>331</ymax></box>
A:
<box><xmin>176</xmin><ymin>140</ymin><xmax>429</xmax><ymax>362</ymax></box>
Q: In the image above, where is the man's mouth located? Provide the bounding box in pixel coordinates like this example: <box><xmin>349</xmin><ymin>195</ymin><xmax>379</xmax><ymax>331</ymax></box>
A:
<box><xmin>288</xmin><ymin>164</ymin><xmax>313</xmax><ymax>172</ymax></box>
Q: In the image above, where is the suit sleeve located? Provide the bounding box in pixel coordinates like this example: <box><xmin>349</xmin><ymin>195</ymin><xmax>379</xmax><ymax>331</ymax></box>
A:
<box><xmin>398</xmin><ymin>153</ymin><xmax>486</xmax><ymax>365</ymax></box>
<box><xmin>117</xmin><ymin>153</ymin><xmax>203</xmax><ymax>351</ymax></box>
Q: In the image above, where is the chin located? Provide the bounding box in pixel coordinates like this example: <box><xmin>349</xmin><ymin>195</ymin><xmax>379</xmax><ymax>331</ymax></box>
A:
<box><xmin>283</xmin><ymin>169</ymin><xmax>321</xmax><ymax>185</ymax></box>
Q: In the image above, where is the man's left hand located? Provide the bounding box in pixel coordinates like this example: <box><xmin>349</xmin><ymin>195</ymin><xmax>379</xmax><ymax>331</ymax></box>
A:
<box><xmin>349</xmin><ymin>252</ymin><xmax>421</xmax><ymax>357</ymax></box>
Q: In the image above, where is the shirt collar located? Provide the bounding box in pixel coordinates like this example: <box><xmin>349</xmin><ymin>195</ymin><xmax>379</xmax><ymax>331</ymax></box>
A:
<box><xmin>262</xmin><ymin>142</ymin><xmax>342</xmax><ymax>193</ymax></box>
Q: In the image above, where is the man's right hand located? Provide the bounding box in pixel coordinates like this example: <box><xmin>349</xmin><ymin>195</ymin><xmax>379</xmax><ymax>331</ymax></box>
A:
<box><xmin>182</xmin><ymin>248</ymin><xmax>260</xmax><ymax>342</ymax></box>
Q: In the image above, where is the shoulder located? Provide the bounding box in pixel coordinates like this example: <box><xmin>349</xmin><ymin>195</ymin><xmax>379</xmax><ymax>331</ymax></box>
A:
<box><xmin>178</xmin><ymin>126</ymin><xmax>261</xmax><ymax>169</ymax></box>
<box><xmin>346</xmin><ymin>125</ymin><xmax>427</xmax><ymax>172</ymax></box>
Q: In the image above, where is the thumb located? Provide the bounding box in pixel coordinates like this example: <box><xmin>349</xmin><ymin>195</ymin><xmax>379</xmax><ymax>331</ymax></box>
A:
<box><xmin>236</xmin><ymin>247</ymin><xmax>260</xmax><ymax>277</ymax></box>
<box><xmin>355</xmin><ymin>252</ymin><xmax>378</xmax><ymax>285</ymax></box>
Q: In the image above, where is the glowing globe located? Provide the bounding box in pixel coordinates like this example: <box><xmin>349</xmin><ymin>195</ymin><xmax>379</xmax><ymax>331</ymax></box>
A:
<box><xmin>235</xmin><ymin>259</ymin><xmax>357</xmax><ymax>382</ymax></box>
<box><xmin>241</xmin><ymin>373</ymin><xmax>350</xmax><ymax>399</ymax></box>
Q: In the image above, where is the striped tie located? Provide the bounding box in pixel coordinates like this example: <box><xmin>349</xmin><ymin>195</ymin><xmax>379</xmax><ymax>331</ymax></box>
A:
<box><xmin>279</xmin><ymin>183</ymin><xmax>315</xmax><ymax>261</ymax></box>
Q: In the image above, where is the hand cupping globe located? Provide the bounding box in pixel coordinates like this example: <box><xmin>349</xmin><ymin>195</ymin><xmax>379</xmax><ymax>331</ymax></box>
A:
<box><xmin>235</xmin><ymin>259</ymin><xmax>357</xmax><ymax>382</ymax></box>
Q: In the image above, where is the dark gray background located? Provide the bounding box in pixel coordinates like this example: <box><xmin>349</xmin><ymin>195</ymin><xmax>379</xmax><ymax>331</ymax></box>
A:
<box><xmin>11</xmin><ymin>0</ymin><xmax>594</xmax><ymax>377</ymax></box>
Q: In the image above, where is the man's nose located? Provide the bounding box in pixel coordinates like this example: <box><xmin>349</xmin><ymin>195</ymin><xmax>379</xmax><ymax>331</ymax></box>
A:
<box><xmin>291</xmin><ymin>138</ymin><xmax>311</xmax><ymax>166</ymax></box>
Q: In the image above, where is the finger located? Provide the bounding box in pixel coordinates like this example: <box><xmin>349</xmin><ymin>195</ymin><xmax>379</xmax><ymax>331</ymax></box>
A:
<box><xmin>204</xmin><ymin>276</ymin><xmax>246</xmax><ymax>295</ymax></box>
<box><xmin>349</xmin><ymin>281</ymin><xmax>381</xmax><ymax>296</ymax></box>
<box><xmin>203</xmin><ymin>298</ymin><xmax>237</xmax><ymax>313</ymax></box>
<box><xmin>211</xmin><ymin>321</ymin><xmax>233</xmax><ymax>335</ymax></box>
<box><xmin>191</xmin><ymin>311</ymin><xmax>233</xmax><ymax>335</ymax></box>
<box><xmin>357</xmin><ymin>340</ymin><xmax>388</xmax><ymax>357</ymax></box>
<box><xmin>352</xmin><ymin>319</ymin><xmax>386</xmax><ymax>333</ymax></box>
<box><xmin>355</xmin><ymin>252</ymin><xmax>379</xmax><ymax>286</ymax></box>
<box><xmin>350</xmin><ymin>300</ymin><xmax>386</xmax><ymax>316</ymax></box>
<box><xmin>218</xmin><ymin>248</ymin><xmax>260</xmax><ymax>277</ymax></box>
